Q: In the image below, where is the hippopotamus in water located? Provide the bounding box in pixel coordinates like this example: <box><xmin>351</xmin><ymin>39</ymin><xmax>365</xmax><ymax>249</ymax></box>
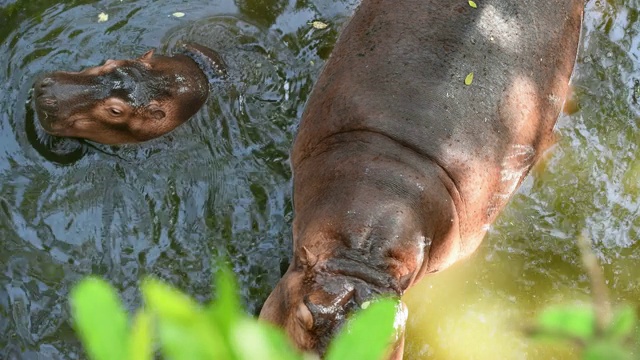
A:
<box><xmin>33</xmin><ymin>43</ymin><xmax>225</xmax><ymax>145</ymax></box>
<box><xmin>259</xmin><ymin>0</ymin><xmax>583</xmax><ymax>357</ymax></box>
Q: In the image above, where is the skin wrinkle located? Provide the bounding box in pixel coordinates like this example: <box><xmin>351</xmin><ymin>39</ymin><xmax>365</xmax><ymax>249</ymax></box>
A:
<box><xmin>303</xmin><ymin>127</ymin><xmax>465</xmax><ymax>267</ymax></box>
<box><xmin>296</xmin><ymin>136</ymin><xmax>456</xmax><ymax>274</ymax></box>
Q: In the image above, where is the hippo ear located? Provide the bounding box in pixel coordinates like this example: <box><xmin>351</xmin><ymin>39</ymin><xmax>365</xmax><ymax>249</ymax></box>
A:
<box><xmin>147</xmin><ymin>103</ymin><xmax>166</xmax><ymax>120</ymax></box>
<box><xmin>140</xmin><ymin>49</ymin><xmax>155</xmax><ymax>61</ymax></box>
<box><xmin>300</xmin><ymin>246</ymin><xmax>318</xmax><ymax>268</ymax></box>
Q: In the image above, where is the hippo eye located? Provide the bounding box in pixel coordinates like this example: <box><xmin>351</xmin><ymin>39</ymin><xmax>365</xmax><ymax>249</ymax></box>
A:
<box><xmin>108</xmin><ymin>107</ymin><xmax>123</xmax><ymax>116</ymax></box>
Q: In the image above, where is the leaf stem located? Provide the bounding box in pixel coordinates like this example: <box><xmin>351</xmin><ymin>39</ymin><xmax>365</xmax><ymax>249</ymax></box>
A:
<box><xmin>577</xmin><ymin>230</ymin><xmax>611</xmax><ymax>334</ymax></box>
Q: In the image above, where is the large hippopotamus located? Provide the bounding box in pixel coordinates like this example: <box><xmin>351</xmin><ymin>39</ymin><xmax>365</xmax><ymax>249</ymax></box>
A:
<box><xmin>259</xmin><ymin>0</ymin><xmax>583</xmax><ymax>357</ymax></box>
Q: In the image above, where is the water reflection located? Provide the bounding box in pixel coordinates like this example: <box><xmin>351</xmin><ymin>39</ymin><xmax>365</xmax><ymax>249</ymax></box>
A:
<box><xmin>235</xmin><ymin>0</ymin><xmax>288</xmax><ymax>27</ymax></box>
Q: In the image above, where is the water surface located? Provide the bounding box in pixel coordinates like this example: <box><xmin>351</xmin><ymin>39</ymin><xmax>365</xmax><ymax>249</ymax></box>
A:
<box><xmin>0</xmin><ymin>0</ymin><xmax>638</xmax><ymax>359</ymax></box>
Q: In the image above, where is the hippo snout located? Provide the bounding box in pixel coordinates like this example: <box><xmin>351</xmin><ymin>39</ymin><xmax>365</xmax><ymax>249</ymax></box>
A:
<box><xmin>33</xmin><ymin>76</ymin><xmax>62</xmax><ymax>128</ymax></box>
<box><xmin>33</xmin><ymin>71</ymin><xmax>98</xmax><ymax>135</ymax></box>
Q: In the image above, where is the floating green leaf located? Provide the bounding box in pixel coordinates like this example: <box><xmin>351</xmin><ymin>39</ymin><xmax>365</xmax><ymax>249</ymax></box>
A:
<box><xmin>70</xmin><ymin>277</ymin><xmax>128</xmax><ymax>360</ymax></box>
<box><xmin>172</xmin><ymin>12</ymin><xmax>185</xmax><ymax>18</ymax></box>
<box><xmin>464</xmin><ymin>72</ymin><xmax>474</xmax><ymax>85</ymax></box>
<box><xmin>325</xmin><ymin>298</ymin><xmax>398</xmax><ymax>360</ymax></box>
<box><xmin>469</xmin><ymin>1</ymin><xmax>477</xmax><ymax>8</ymax></box>
<box><xmin>311</xmin><ymin>21</ymin><xmax>329</xmax><ymax>30</ymax></box>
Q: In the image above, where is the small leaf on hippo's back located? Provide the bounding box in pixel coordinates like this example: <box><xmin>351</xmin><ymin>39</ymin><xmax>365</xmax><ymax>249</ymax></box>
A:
<box><xmin>533</xmin><ymin>304</ymin><xmax>596</xmax><ymax>342</ymax></box>
<box><xmin>469</xmin><ymin>1</ymin><xmax>477</xmax><ymax>8</ymax></box>
<box><xmin>70</xmin><ymin>277</ymin><xmax>128</xmax><ymax>360</ymax></box>
<box><xmin>583</xmin><ymin>341</ymin><xmax>632</xmax><ymax>360</ymax></box>
<box><xmin>128</xmin><ymin>310</ymin><xmax>152</xmax><ymax>360</ymax></box>
<box><xmin>172</xmin><ymin>12</ymin><xmax>185</xmax><ymax>18</ymax></box>
<box><xmin>325</xmin><ymin>298</ymin><xmax>398</xmax><ymax>360</ymax></box>
<box><xmin>605</xmin><ymin>305</ymin><xmax>637</xmax><ymax>341</ymax></box>
<box><xmin>464</xmin><ymin>72</ymin><xmax>474</xmax><ymax>85</ymax></box>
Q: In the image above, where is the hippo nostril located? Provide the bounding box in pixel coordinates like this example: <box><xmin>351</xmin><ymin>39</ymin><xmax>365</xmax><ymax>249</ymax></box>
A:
<box><xmin>39</xmin><ymin>77</ymin><xmax>54</xmax><ymax>88</ymax></box>
<box><xmin>37</xmin><ymin>96</ymin><xmax>59</xmax><ymax>113</ymax></box>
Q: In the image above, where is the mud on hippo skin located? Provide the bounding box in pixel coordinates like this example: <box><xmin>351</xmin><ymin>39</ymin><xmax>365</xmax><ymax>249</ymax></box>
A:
<box><xmin>32</xmin><ymin>42</ymin><xmax>225</xmax><ymax>148</ymax></box>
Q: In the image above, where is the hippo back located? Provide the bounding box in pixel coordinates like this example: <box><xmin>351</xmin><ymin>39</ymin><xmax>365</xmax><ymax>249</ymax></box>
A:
<box><xmin>292</xmin><ymin>0</ymin><xmax>583</xmax><ymax>265</ymax></box>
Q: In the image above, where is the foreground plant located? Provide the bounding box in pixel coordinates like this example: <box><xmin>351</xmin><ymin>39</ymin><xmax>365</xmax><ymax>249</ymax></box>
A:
<box><xmin>69</xmin><ymin>267</ymin><xmax>399</xmax><ymax>360</ymax></box>
<box><xmin>528</xmin><ymin>232</ymin><xmax>639</xmax><ymax>359</ymax></box>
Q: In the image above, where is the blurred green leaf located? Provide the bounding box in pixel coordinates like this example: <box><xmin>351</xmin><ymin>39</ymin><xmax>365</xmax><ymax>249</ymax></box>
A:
<box><xmin>128</xmin><ymin>310</ymin><xmax>152</xmax><ymax>360</ymax></box>
<box><xmin>605</xmin><ymin>305</ymin><xmax>637</xmax><ymax>341</ymax></box>
<box><xmin>209</xmin><ymin>266</ymin><xmax>243</xmax><ymax>334</ymax></box>
<box><xmin>142</xmin><ymin>278</ymin><xmax>228</xmax><ymax>360</ymax></box>
<box><xmin>325</xmin><ymin>298</ymin><xmax>398</xmax><ymax>360</ymax></box>
<box><xmin>70</xmin><ymin>277</ymin><xmax>129</xmax><ymax>360</ymax></box>
<box><xmin>142</xmin><ymin>278</ymin><xmax>200</xmax><ymax>322</ymax></box>
<box><xmin>583</xmin><ymin>341</ymin><xmax>631</xmax><ymax>360</ymax></box>
<box><xmin>534</xmin><ymin>305</ymin><xmax>596</xmax><ymax>341</ymax></box>
<box><xmin>207</xmin><ymin>266</ymin><xmax>245</xmax><ymax>359</ymax></box>
<box><xmin>232</xmin><ymin>318</ymin><xmax>302</xmax><ymax>360</ymax></box>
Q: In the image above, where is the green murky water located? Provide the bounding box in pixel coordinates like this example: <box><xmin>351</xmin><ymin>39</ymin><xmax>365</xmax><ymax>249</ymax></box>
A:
<box><xmin>0</xmin><ymin>0</ymin><xmax>638</xmax><ymax>359</ymax></box>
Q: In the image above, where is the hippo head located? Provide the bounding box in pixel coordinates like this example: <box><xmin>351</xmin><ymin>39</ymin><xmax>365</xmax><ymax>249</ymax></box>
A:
<box><xmin>33</xmin><ymin>43</ymin><xmax>225</xmax><ymax>144</ymax></box>
<box><xmin>260</xmin><ymin>247</ymin><xmax>407</xmax><ymax>357</ymax></box>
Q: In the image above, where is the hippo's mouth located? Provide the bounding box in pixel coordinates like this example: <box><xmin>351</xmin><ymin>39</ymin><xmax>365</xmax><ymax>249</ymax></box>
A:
<box><xmin>175</xmin><ymin>42</ymin><xmax>227</xmax><ymax>83</ymax></box>
<box><xmin>304</xmin><ymin>253</ymin><xmax>406</xmax><ymax>321</ymax></box>
<box><xmin>302</xmin><ymin>260</ymin><xmax>405</xmax><ymax>355</ymax></box>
